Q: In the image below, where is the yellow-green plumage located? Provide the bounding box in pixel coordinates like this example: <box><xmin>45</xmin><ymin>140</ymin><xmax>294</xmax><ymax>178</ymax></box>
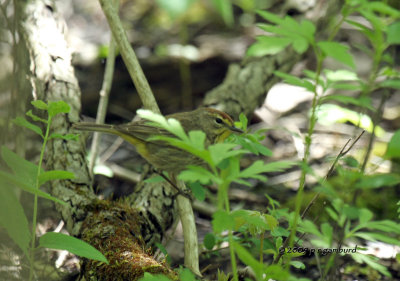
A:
<box><xmin>73</xmin><ymin>108</ymin><xmax>242</xmax><ymax>173</ymax></box>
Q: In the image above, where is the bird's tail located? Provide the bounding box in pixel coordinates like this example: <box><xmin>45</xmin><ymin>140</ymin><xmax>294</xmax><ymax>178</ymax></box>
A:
<box><xmin>72</xmin><ymin>122</ymin><xmax>117</xmax><ymax>134</ymax></box>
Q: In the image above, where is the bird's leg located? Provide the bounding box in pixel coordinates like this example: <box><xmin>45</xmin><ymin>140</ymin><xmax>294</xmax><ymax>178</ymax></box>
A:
<box><xmin>153</xmin><ymin>169</ymin><xmax>193</xmax><ymax>201</ymax></box>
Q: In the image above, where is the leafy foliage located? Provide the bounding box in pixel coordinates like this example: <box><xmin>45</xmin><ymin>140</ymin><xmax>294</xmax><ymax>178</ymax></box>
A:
<box><xmin>243</xmin><ymin>0</ymin><xmax>400</xmax><ymax>279</ymax></box>
<box><xmin>0</xmin><ymin>100</ymin><xmax>108</xmax><ymax>279</ymax></box>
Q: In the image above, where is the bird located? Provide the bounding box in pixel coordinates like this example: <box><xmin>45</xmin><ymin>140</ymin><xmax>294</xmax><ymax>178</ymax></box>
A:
<box><xmin>73</xmin><ymin>107</ymin><xmax>243</xmax><ymax>173</ymax></box>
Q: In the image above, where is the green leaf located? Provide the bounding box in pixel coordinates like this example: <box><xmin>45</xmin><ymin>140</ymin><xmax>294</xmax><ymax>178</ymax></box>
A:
<box><xmin>48</xmin><ymin>101</ymin><xmax>70</xmax><ymax>118</ymax></box>
<box><xmin>188</xmin><ymin>181</ymin><xmax>205</xmax><ymax>201</ymax></box>
<box><xmin>1</xmin><ymin>146</ymin><xmax>41</xmax><ymax>187</ymax></box>
<box><xmin>235</xmin><ymin>160</ymin><xmax>296</xmax><ymax>183</ymax></box>
<box><xmin>154</xmin><ymin>242</ymin><xmax>171</xmax><ymax>264</ymax></box>
<box><xmin>321</xmin><ymin>222</ymin><xmax>333</xmax><ymax>244</ymax></box>
<box><xmin>0</xmin><ymin>180</ymin><xmax>30</xmax><ymax>256</ymax></box>
<box><xmin>237</xmin><ymin>161</ymin><xmax>268</xmax><ymax>182</ymax></box>
<box><xmin>359</xmin><ymin>10</ymin><xmax>385</xmax><ymax>40</ymax></box>
<box><xmin>153</xmin><ymin>134</ymin><xmax>212</xmax><ymax>166</ymax></box>
<box><xmin>12</xmin><ymin>117</ymin><xmax>44</xmax><ymax>138</ymax></box>
<box><xmin>137</xmin><ymin>109</ymin><xmax>189</xmax><ymax>142</ymax></box>
<box><xmin>49</xmin><ymin>133</ymin><xmax>79</xmax><ymax>141</ymax></box>
<box><xmin>351</xmin><ymin>253</ymin><xmax>391</xmax><ymax>277</ymax></box>
<box><xmin>178</xmin><ymin>166</ymin><xmax>220</xmax><ymax>185</ymax></box>
<box><xmin>322</xmin><ymin>95</ymin><xmax>374</xmax><ymax>111</ymax></box>
<box><xmin>385</xmin><ymin>130</ymin><xmax>400</xmax><ymax>159</ymax></box>
<box><xmin>256</xmin><ymin>13</ymin><xmax>314</xmax><ymax>53</ymax></box>
<box><xmin>188</xmin><ymin>130</ymin><xmax>205</xmax><ymax>151</ymax></box>
<box><xmin>380</xmin><ymin>79</ymin><xmax>400</xmax><ymax>90</ymax></box>
<box><xmin>31</xmin><ymin>100</ymin><xmax>48</xmax><ymax>110</ymax></box>
<box><xmin>275</xmin><ymin>236</ymin><xmax>283</xmax><ymax>250</ymax></box>
<box><xmin>155</xmin><ymin>0</ymin><xmax>195</xmax><ymax>20</ymax></box>
<box><xmin>0</xmin><ymin>170</ymin><xmax>66</xmax><ymax>205</ymax></box>
<box><xmin>345</xmin><ymin>19</ymin><xmax>372</xmax><ymax>39</ymax></box>
<box><xmin>139</xmin><ymin>273</ymin><xmax>172</xmax><ymax>281</ymax></box>
<box><xmin>235</xmin><ymin>135</ymin><xmax>272</xmax><ymax>156</ymax></box>
<box><xmin>39</xmin><ymin>232</ymin><xmax>108</xmax><ymax>264</ymax></box>
<box><xmin>355</xmin><ymin>173</ymin><xmax>400</xmax><ymax>189</ymax></box>
<box><xmin>271</xmin><ymin>226</ymin><xmax>290</xmax><ymax>237</ymax></box>
<box><xmin>231</xmin><ymin>210</ymin><xmax>269</xmax><ymax>232</ymax></box>
<box><xmin>38</xmin><ymin>170</ymin><xmax>75</xmax><ymax>186</ymax></box>
<box><xmin>212</xmin><ymin>210</ymin><xmax>235</xmax><ymax>233</ymax></box>
<box><xmin>326</xmin><ymin>207</ymin><xmax>338</xmax><ymax>221</ymax></box>
<box><xmin>238</xmin><ymin>113</ymin><xmax>247</xmax><ymax>130</ymax></box>
<box><xmin>317</xmin><ymin>41</ymin><xmax>355</xmax><ymax>68</ymax></box>
<box><xmin>354</xmin><ymin>232</ymin><xmax>400</xmax><ymax>246</ymax></box>
<box><xmin>387</xmin><ymin>21</ymin><xmax>400</xmax><ymax>45</ymax></box>
<box><xmin>247</xmin><ymin>36</ymin><xmax>292</xmax><ymax>56</ymax></box>
<box><xmin>264</xmin><ymin>264</ymin><xmax>290</xmax><ymax>280</ymax></box>
<box><xmin>343</xmin><ymin>204</ymin><xmax>360</xmax><ymax>220</ymax></box>
<box><xmin>252</xmin><ymin>142</ymin><xmax>272</xmax><ymax>156</ymax></box>
<box><xmin>203</xmin><ymin>233</ymin><xmax>216</xmax><ymax>250</ymax></box>
<box><xmin>257</xmin><ymin>23</ymin><xmax>286</xmax><ymax>36</ymax></box>
<box><xmin>209</xmin><ymin>143</ymin><xmax>246</xmax><ymax>166</ymax></box>
<box><xmin>242</xmin><ymin>161</ymin><xmax>297</xmax><ymax>177</ymax></box>
<box><xmin>26</xmin><ymin>110</ymin><xmax>47</xmax><ymax>123</ymax></box>
<box><xmin>179</xmin><ymin>268</ymin><xmax>197</xmax><ymax>281</ymax></box>
<box><xmin>233</xmin><ymin>241</ymin><xmax>264</xmax><ymax>279</ymax></box>
<box><xmin>212</xmin><ymin>0</ymin><xmax>234</xmax><ymax>26</ymax></box>
<box><xmin>256</xmin><ymin>10</ymin><xmax>284</xmax><ymax>25</ymax></box>
<box><xmin>292</xmin><ymin>37</ymin><xmax>309</xmax><ymax>54</ymax></box>
<box><xmin>366</xmin><ymin>2</ymin><xmax>400</xmax><ymax>17</ymax></box>
<box><xmin>365</xmin><ymin>220</ymin><xmax>400</xmax><ymax>234</ymax></box>
<box><xmin>274</xmin><ymin>71</ymin><xmax>314</xmax><ymax>92</ymax></box>
<box><xmin>359</xmin><ymin>208</ymin><xmax>373</xmax><ymax>225</ymax></box>
<box><xmin>143</xmin><ymin>175</ymin><xmax>165</xmax><ymax>183</ymax></box>
<box><xmin>264</xmin><ymin>214</ymin><xmax>278</xmax><ymax>231</ymax></box>
<box><xmin>290</xmin><ymin>260</ymin><xmax>305</xmax><ymax>269</ymax></box>
<box><xmin>299</xmin><ymin>20</ymin><xmax>316</xmax><ymax>43</ymax></box>
<box><xmin>325</xmin><ymin>69</ymin><xmax>358</xmax><ymax>81</ymax></box>
<box><xmin>298</xmin><ymin>220</ymin><xmax>321</xmax><ymax>237</ymax></box>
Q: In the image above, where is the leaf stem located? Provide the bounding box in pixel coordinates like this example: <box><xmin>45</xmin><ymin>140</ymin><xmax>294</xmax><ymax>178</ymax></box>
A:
<box><xmin>221</xmin><ymin>179</ymin><xmax>238</xmax><ymax>281</ymax></box>
<box><xmin>28</xmin><ymin>116</ymin><xmax>52</xmax><ymax>281</ymax></box>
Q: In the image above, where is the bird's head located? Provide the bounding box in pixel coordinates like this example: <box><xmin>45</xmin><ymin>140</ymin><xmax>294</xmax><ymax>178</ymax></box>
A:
<box><xmin>198</xmin><ymin>108</ymin><xmax>243</xmax><ymax>143</ymax></box>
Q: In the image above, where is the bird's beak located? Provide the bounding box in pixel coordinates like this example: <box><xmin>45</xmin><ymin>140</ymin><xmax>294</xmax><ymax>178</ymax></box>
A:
<box><xmin>229</xmin><ymin>126</ymin><xmax>244</xmax><ymax>134</ymax></box>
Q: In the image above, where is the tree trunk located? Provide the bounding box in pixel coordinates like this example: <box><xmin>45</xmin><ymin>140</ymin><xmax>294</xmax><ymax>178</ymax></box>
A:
<box><xmin>15</xmin><ymin>0</ymin><xmax>177</xmax><ymax>280</ymax></box>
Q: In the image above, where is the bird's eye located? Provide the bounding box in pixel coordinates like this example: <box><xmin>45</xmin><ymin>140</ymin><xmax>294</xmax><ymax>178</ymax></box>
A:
<box><xmin>215</xmin><ymin>117</ymin><xmax>223</xmax><ymax>124</ymax></box>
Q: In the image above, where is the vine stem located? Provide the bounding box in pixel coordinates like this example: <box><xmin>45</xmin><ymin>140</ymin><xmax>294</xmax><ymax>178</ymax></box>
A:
<box><xmin>28</xmin><ymin>116</ymin><xmax>52</xmax><ymax>281</ymax></box>
<box><xmin>288</xmin><ymin>49</ymin><xmax>323</xmax><ymax>249</ymax></box>
<box><xmin>221</xmin><ymin>180</ymin><xmax>239</xmax><ymax>281</ymax></box>
<box><xmin>273</xmin><ymin>8</ymin><xmax>349</xmax><ymax>265</ymax></box>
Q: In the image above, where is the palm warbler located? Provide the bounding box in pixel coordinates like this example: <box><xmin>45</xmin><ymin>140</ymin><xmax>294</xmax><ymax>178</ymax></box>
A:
<box><xmin>73</xmin><ymin>108</ymin><xmax>243</xmax><ymax>173</ymax></box>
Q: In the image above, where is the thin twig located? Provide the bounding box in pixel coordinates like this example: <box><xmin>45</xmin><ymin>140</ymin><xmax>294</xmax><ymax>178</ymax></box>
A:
<box><xmin>97</xmin><ymin>0</ymin><xmax>200</xmax><ymax>275</ymax></box>
<box><xmin>300</xmin><ymin>130</ymin><xmax>365</xmax><ymax>220</ymax></box>
<box><xmin>98</xmin><ymin>0</ymin><xmax>160</xmax><ymax>114</ymax></box>
<box><xmin>360</xmin><ymin>93</ymin><xmax>387</xmax><ymax>174</ymax></box>
<box><xmin>155</xmin><ymin>171</ymin><xmax>192</xmax><ymax>200</ymax></box>
<box><xmin>273</xmin><ymin>130</ymin><xmax>365</xmax><ymax>264</ymax></box>
<box><xmin>98</xmin><ymin>137</ymin><xmax>124</xmax><ymax>163</ymax></box>
<box><xmin>88</xmin><ymin>0</ymin><xmax>119</xmax><ymax>175</ymax></box>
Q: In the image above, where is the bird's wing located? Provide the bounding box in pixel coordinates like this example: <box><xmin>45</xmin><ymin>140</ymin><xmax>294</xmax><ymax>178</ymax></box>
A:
<box><xmin>115</xmin><ymin>121</ymin><xmax>176</xmax><ymax>143</ymax></box>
